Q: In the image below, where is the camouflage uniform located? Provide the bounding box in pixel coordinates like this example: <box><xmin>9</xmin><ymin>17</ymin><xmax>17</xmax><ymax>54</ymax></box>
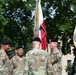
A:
<box><xmin>23</xmin><ymin>48</ymin><xmax>49</xmax><ymax>75</ymax></box>
<box><xmin>10</xmin><ymin>55</ymin><xmax>26</xmax><ymax>75</ymax></box>
<box><xmin>0</xmin><ymin>49</ymin><xmax>12</xmax><ymax>75</ymax></box>
<box><xmin>48</xmin><ymin>48</ymin><xmax>62</xmax><ymax>75</ymax></box>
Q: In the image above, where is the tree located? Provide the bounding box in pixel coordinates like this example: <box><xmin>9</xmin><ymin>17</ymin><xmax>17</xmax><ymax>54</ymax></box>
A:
<box><xmin>0</xmin><ymin>0</ymin><xmax>7</xmax><ymax>38</ymax></box>
<box><xmin>0</xmin><ymin>0</ymin><xmax>35</xmax><ymax>46</ymax></box>
<box><xmin>42</xmin><ymin>0</ymin><xmax>76</xmax><ymax>54</ymax></box>
<box><xmin>0</xmin><ymin>0</ymin><xmax>76</xmax><ymax>54</ymax></box>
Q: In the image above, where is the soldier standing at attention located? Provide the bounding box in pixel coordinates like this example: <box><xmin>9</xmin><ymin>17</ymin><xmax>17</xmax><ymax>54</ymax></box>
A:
<box><xmin>0</xmin><ymin>39</ymin><xmax>12</xmax><ymax>75</ymax></box>
<box><xmin>10</xmin><ymin>45</ymin><xmax>26</xmax><ymax>75</ymax></box>
<box><xmin>49</xmin><ymin>39</ymin><xmax>62</xmax><ymax>75</ymax></box>
<box><xmin>23</xmin><ymin>37</ymin><xmax>50</xmax><ymax>75</ymax></box>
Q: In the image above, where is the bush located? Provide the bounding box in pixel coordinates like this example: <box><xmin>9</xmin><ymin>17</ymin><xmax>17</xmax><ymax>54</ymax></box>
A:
<box><xmin>66</xmin><ymin>64</ymin><xmax>72</xmax><ymax>75</ymax></box>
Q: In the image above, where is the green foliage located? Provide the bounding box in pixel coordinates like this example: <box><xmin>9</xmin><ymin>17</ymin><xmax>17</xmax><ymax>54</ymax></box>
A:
<box><xmin>0</xmin><ymin>0</ymin><xmax>33</xmax><ymax>47</ymax></box>
<box><xmin>0</xmin><ymin>0</ymin><xmax>76</xmax><ymax>54</ymax></box>
<box><xmin>66</xmin><ymin>64</ymin><xmax>72</xmax><ymax>73</ymax></box>
<box><xmin>42</xmin><ymin>0</ymin><xmax>76</xmax><ymax>54</ymax></box>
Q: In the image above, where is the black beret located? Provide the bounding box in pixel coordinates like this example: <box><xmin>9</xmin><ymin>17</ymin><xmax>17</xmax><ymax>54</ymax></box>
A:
<box><xmin>16</xmin><ymin>45</ymin><xmax>24</xmax><ymax>50</ymax></box>
<box><xmin>49</xmin><ymin>39</ymin><xmax>58</xmax><ymax>42</ymax></box>
<box><xmin>1</xmin><ymin>39</ymin><xmax>11</xmax><ymax>45</ymax></box>
<box><xmin>32</xmin><ymin>37</ymin><xmax>41</xmax><ymax>43</ymax></box>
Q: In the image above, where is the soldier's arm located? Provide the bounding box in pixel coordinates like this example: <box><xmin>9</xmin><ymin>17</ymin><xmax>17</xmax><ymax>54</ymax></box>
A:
<box><xmin>52</xmin><ymin>52</ymin><xmax>61</xmax><ymax>65</ymax></box>
<box><xmin>47</xmin><ymin>54</ymin><xmax>53</xmax><ymax>75</ymax></box>
<box><xmin>10</xmin><ymin>57</ymin><xmax>15</xmax><ymax>69</ymax></box>
<box><xmin>4</xmin><ymin>59</ymin><xmax>13</xmax><ymax>75</ymax></box>
<box><xmin>23</xmin><ymin>53</ymin><xmax>29</xmax><ymax>75</ymax></box>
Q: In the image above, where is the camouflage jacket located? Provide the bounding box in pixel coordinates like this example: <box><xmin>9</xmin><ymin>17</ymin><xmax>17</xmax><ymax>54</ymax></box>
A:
<box><xmin>23</xmin><ymin>48</ymin><xmax>49</xmax><ymax>75</ymax></box>
<box><xmin>10</xmin><ymin>55</ymin><xmax>26</xmax><ymax>75</ymax></box>
<box><xmin>0</xmin><ymin>49</ymin><xmax>12</xmax><ymax>75</ymax></box>
<box><xmin>48</xmin><ymin>48</ymin><xmax>62</xmax><ymax>75</ymax></box>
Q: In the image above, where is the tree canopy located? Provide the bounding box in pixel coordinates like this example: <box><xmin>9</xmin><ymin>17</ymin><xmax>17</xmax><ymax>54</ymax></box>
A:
<box><xmin>0</xmin><ymin>0</ymin><xmax>76</xmax><ymax>54</ymax></box>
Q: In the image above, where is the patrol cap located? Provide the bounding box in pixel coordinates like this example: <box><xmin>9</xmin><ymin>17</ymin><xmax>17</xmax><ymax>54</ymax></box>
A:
<box><xmin>32</xmin><ymin>37</ymin><xmax>41</xmax><ymax>43</ymax></box>
<box><xmin>1</xmin><ymin>39</ymin><xmax>11</xmax><ymax>45</ymax></box>
<box><xmin>49</xmin><ymin>38</ymin><xmax>58</xmax><ymax>43</ymax></box>
<box><xmin>16</xmin><ymin>45</ymin><xmax>24</xmax><ymax>50</ymax></box>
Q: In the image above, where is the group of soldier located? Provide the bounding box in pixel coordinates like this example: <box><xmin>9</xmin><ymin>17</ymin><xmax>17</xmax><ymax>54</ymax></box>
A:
<box><xmin>0</xmin><ymin>37</ymin><xmax>62</xmax><ymax>75</ymax></box>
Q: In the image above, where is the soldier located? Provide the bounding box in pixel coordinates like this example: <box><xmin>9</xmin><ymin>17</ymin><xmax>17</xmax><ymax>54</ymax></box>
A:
<box><xmin>23</xmin><ymin>37</ymin><xmax>50</xmax><ymax>75</ymax></box>
<box><xmin>10</xmin><ymin>45</ymin><xmax>26</xmax><ymax>75</ymax></box>
<box><xmin>48</xmin><ymin>39</ymin><xmax>62</xmax><ymax>75</ymax></box>
<box><xmin>0</xmin><ymin>39</ymin><xmax>12</xmax><ymax>75</ymax></box>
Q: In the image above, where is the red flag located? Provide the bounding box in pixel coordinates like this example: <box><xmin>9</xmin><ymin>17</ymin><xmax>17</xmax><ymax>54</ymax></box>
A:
<box><xmin>39</xmin><ymin>22</ymin><xmax>47</xmax><ymax>50</ymax></box>
<box><xmin>34</xmin><ymin>0</ymin><xmax>47</xmax><ymax>50</ymax></box>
